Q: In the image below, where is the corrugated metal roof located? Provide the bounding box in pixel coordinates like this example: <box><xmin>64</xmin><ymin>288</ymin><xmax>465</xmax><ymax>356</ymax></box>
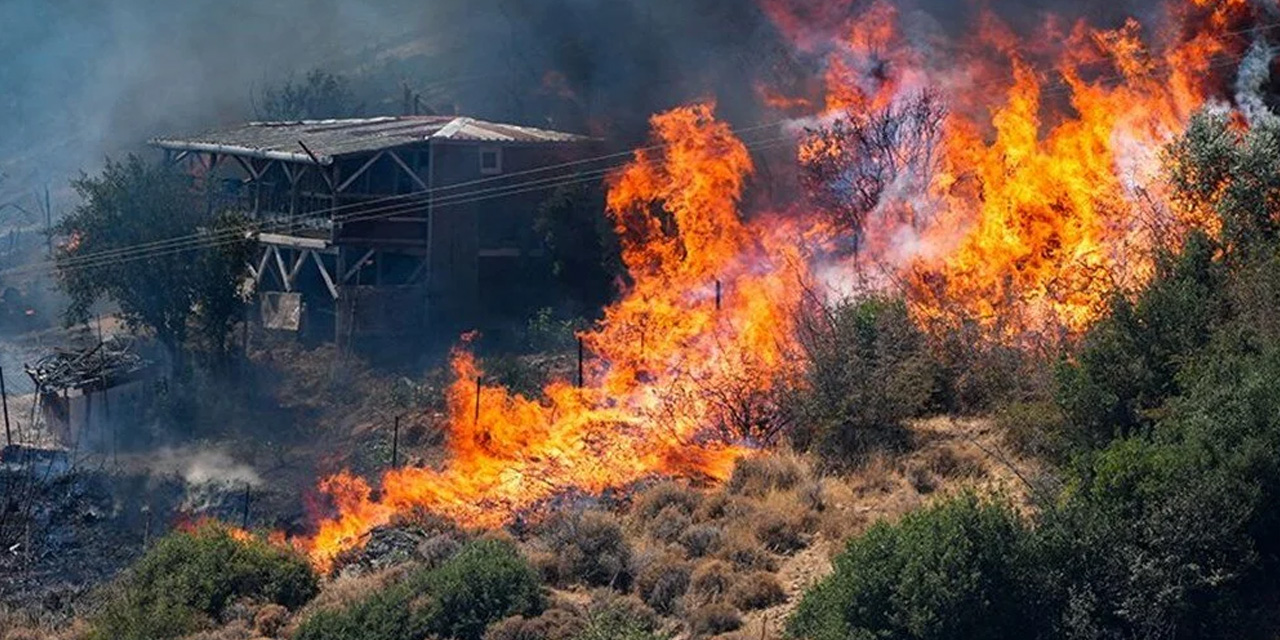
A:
<box><xmin>149</xmin><ymin>116</ymin><xmax>591</xmax><ymax>165</ymax></box>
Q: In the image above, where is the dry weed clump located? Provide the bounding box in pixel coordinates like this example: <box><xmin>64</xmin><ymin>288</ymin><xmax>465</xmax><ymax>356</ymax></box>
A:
<box><xmin>282</xmin><ymin>565</ymin><xmax>407</xmax><ymax>637</ymax></box>
<box><xmin>678</xmin><ymin>523</ymin><xmax>724</xmax><ymax>558</ymax></box>
<box><xmin>633</xmin><ymin>481</ymin><xmax>702</xmax><ymax>521</ymax></box>
<box><xmin>686</xmin><ymin>602</ymin><xmax>742</xmax><ymax>638</ymax></box>
<box><xmin>648</xmin><ymin>505</ymin><xmax>692</xmax><ymax>544</ymax></box>
<box><xmin>538</xmin><ymin>510</ymin><xmax>632</xmax><ymax>588</ymax></box>
<box><xmin>923</xmin><ymin>446</ymin><xmax>985</xmax><ymax>481</ymax></box>
<box><xmin>253</xmin><ymin>603</ymin><xmax>289</xmax><ymax>637</ymax></box>
<box><xmin>716</xmin><ymin>526</ymin><xmax>778</xmax><ymax>572</ymax></box>
<box><xmin>686</xmin><ymin>560</ymin><xmax>734</xmax><ymax>607</ymax></box>
<box><xmin>726</xmin><ymin>454</ymin><xmax>803</xmax><ymax>497</ymax></box>
<box><xmin>728</xmin><ymin>571</ymin><xmax>787</xmax><ymax>610</ymax></box>
<box><xmin>483</xmin><ymin>607</ymin><xmax>584</xmax><ymax>640</ymax></box>
<box><xmin>633</xmin><ymin>552</ymin><xmax>692</xmax><ymax>615</ymax></box>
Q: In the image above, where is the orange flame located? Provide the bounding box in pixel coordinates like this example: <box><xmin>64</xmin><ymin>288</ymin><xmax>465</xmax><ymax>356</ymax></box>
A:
<box><xmin>296</xmin><ymin>0</ymin><xmax>1267</xmax><ymax>569</ymax></box>
<box><xmin>788</xmin><ymin>0</ymin><xmax>1254</xmax><ymax>338</ymax></box>
<box><xmin>301</xmin><ymin>104</ymin><xmax>814</xmax><ymax>571</ymax></box>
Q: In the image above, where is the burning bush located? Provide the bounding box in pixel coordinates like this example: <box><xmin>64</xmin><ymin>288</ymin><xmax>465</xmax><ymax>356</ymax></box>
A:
<box><xmin>88</xmin><ymin>522</ymin><xmax>317</xmax><ymax>640</ymax></box>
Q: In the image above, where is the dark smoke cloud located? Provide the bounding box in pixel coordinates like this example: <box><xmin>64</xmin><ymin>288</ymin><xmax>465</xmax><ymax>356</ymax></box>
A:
<box><xmin>0</xmin><ymin>0</ymin><xmax>1255</xmax><ymax>202</ymax></box>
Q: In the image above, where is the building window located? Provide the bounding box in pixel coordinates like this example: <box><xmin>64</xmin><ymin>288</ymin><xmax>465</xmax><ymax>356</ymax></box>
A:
<box><xmin>479</xmin><ymin>147</ymin><xmax>502</xmax><ymax>175</ymax></box>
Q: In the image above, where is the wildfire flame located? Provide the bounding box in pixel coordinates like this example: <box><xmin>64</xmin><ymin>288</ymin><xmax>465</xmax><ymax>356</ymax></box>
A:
<box><xmin>302</xmin><ymin>104</ymin><xmax>814</xmax><ymax>571</ymax></box>
<box><xmin>788</xmin><ymin>0</ymin><xmax>1256</xmax><ymax>337</ymax></box>
<box><xmin>297</xmin><ymin>0</ymin><xmax>1272</xmax><ymax>568</ymax></box>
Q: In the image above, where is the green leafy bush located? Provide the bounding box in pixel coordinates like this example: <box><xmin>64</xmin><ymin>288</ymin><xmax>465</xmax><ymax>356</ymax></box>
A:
<box><xmin>297</xmin><ymin>538</ymin><xmax>541</xmax><ymax>640</ymax></box>
<box><xmin>89</xmin><ymin>522</ymin><xmax>318</xmax><ymax>640</ymax></box>
<box><xmin>786</xmin><ymin>495</ymin><xmax>1035</xmax><ymax>640</ymax></box>
<box><xmin>790</xmin><ymin>296</ymin><xmax>938</xmax><ymax>466</ymax></box>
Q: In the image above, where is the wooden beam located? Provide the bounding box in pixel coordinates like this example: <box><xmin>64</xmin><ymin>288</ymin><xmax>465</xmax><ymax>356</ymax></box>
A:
<box><xmin>388</xmin><ymin>150</ymin><xmax>430</xmax><ymax>192</ymax></box>
<box><xmin>258</xmin><ymin>232</ymin><xmax>333</xmax><ymax>251</ymax></box>
<box><xmin>336</xmin><ymin>151</ymin><xmax>385</xmax><ymax>193</ymax></box>
<box><xmin>341</xmin><ymin>248</ymin><xmax>376</xmax><ymax>283</ymax></box>
<box><xmin>286</xmin><ymin>250</ymin><xmax>308</xmax><ymax>289</ymax></box>
<box><xmin>313</xmin><ymin>252</ymin><xmax>339</xmax><ymax>300</ymax></box>
<box><xmin>253</xmin><ymin>246</ymin><xmax>271</xmax><ymax>285</ymax></box>
<box><xmin>273</xmin><ymin>246</ymin><xmax>291</xmax><ymax>292</ymax></box>
<box><xmin>407</xmin><ymin>255</ymin><xmax>431</xmax><ymax>284</ymax></box>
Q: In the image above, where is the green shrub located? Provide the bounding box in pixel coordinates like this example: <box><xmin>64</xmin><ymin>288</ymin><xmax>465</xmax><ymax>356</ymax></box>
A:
<box><xmin>420</xmin><ymin>538</ymin><xmax>544</xmax><ymax>640</ymax></box>
<box><xmin>995</xmin><ymin>400</ymin><xmax>1071</xmax><ymax>463</ymax></box>
<box><xmin>790</xmin><ymin>296</ymin><xmax>937</xmax><ymax>466</ymax></box>
<box><xmin>89</xmin><ymin>522</ymin><xmax>318</xmax><ymax>640</ymax></box>
<box><xmin>786</xmin><ymin>494</ymin><xmax>1035</xmax><ymax>640</ymax></box>
<box><xmin>297</xmin><ymin>538</ymin><xmax>541</xmax><ymax>640</ymax></box>
<box><xmin>1055</xmin><ymin>231</ymin><xmax>1226</xmax><ymax>446</ymax></box>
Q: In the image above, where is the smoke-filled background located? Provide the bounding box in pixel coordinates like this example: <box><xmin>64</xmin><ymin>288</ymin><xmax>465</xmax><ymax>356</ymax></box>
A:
<box><xmin>3</xmin><ymin>0</ymin><xmax>1226</xmax><ymax>196</ymax></box>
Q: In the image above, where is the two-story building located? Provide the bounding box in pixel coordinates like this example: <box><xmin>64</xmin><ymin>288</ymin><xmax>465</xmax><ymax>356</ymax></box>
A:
<box><xmin>149</xmin><ymin>116</ymin><xmax>595</xmax><ymax>353</ymax></box>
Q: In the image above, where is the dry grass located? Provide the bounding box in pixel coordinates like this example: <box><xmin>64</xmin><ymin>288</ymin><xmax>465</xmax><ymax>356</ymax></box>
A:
<box><xmin>726</xmin><ymin>454</ymin><xmax>803</xmax><ymax>498</ymax></box>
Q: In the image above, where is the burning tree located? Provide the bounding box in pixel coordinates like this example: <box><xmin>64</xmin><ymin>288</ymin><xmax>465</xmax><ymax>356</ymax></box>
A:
<box><xmin>799</xmin><ymin>90</ymin><xmax>947</xmax><ymax>255</ymax></box>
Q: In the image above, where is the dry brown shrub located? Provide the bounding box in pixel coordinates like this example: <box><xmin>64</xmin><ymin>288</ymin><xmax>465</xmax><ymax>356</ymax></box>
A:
<box><xmin>754</xmin><ymin>511</ymin><xmax>809</xmax><ymax>554</ymax></box>
<box><xmin>678</xmin><ymin>523</ymin><xmax>724</xmax><ymax>558</ymax></box>
<box><xmin>483</xmin><ymin>606</ymin><xmax>585</xmax><ymax>640</ymax></box>
<box><xmin>905</xmin><ymin>462</ymin><xmax>938</xmax><ymax>494</ymax></box>
<box><xmin>728</xmin><ymin>571</ymin><xmax>787</xmax><ymax>610</ymax></box>
<box><xmin>633</xmin><ymin>481</ymin><xmax>701</xmax><ymax>521</ymax></box>
<box><xmin>686</xmin><ymin>560</ymin><xmax>734</xmax><ymax>607</ymax></box>
<box><xmin>798</xmin><ymin>480</ymin><xmax>826</xmax><ymax>513</ymax></box>
<box><xmin>693</xmin><ymin>491</ymin><xmax>731</xmax><ymax>522</ymax></box>
<box><xmin>686</xmin><ymin>602</ymin><xmax>742</xmax><ymax>638</ymax></box>
<box><xmin>539</xmin><ymin>510</ymin><xmax>632</xmax><ymax>588</ymax></box>
<box><xmin>281</xmin><ymin>565</ymin><xmax>407</xmax><ymax>637</ymax></box>
<box><xmin>252</xmin><ymin>603</ymin><xmax>288</xmax><ymax>638</ymax></box>
<box><xmin>649</xmin><ymin>504</ymin><xmax>692</xmax><ymax>544</ymax></box>
<box><xmin>633</xmin><ymin>552</ymin><xmax>692</xmax><ymax>615</ymax></box>
<box><xmin>726</xmin><ymin>454</ymin><xmax>804</xmax><ymax>497</ymax></box>
<box><xmin>717</xmin><ymin>526</ymin><xmax>778</xmax><ymax>572</ymax></box>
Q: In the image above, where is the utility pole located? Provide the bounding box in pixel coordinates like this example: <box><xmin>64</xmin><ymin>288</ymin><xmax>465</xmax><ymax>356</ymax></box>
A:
<box><xmin>577</xmin><ymin>337</ymin><xmax>584</xmax><ymax>388</ymax></box>
<box><xmin>391</xmin><ymin>415</ymin><xmax>400</xmax><ymax>468</ymax></box>
<box><xmin>0</xmin><ymin>365</ymin><xmax>10</xmax><ymax>447</ymax></box>
<box><xmin>44</xmin><ymin>186</ymin><xmax>51</xmax><ymax>258</ymax></box>
<box><xmin>242</xmin><ymin>482</ymin><xmax>251</xmax><ymax>529</ymax></box>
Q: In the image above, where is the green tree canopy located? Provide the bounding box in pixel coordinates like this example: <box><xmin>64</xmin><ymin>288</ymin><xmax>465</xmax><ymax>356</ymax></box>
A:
<box><xmin>56</xmin><ymin>154</ymin><xmax>254</xmax><ymax>361</ymax></box>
